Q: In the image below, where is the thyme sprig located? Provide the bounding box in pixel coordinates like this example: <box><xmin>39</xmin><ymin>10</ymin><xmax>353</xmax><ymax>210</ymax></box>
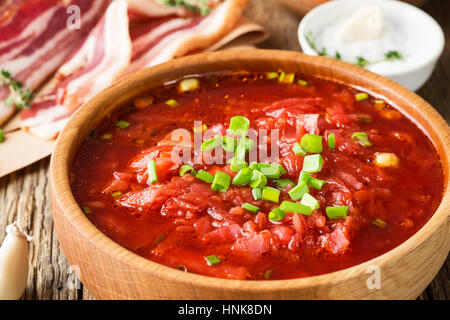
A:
<box><xmin>0</xmin><ymin>69</ymin><xmax>34</xmax><ymax>109</ymax></box>
<box><xmin>158</xmin><ymin>0</ymin><xmax>213</xmax><ymax>16</ymax></box>
<box><xmin>306</xmin><ymin>32</ymin><xmax>403</xmax><ymax>68</ymax></box>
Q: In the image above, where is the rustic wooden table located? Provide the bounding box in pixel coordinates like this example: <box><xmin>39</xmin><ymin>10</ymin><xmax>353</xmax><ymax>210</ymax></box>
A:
<box><xmin>0</xmin><ymin>0</ymin><xmax>448</xmax><ymax>300</ymax></box>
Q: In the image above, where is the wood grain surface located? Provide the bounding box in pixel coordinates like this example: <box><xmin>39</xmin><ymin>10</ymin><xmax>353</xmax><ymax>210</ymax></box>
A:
<box><xmin>0</xmin><ymin>0</ymin><xmax>448</xmax><ymax>300</ymax></box>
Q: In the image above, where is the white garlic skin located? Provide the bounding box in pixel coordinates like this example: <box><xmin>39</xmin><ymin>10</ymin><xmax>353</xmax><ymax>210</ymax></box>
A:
<box><xmin>0</xmin><ymin>223</ymin><xmax>31</xmax><ymax>300</ymax></box>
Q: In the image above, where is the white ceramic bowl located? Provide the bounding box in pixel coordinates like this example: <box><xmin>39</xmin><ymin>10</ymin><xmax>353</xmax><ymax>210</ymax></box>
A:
<box><xmin>298</xmin><ymin>0</ymin><xmax>445</xmax><ymax>91</ymax></box>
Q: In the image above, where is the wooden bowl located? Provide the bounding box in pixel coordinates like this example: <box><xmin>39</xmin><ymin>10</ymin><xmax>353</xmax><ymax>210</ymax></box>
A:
<box><xmin>274</xmin><ymin>0</ymin><xmax>430</xmax><ymax>16</ymax></box>
<box><xmin>50</xmin><ymin>50</ymin><xmax>450</xmax><ymax>300</ymax></box>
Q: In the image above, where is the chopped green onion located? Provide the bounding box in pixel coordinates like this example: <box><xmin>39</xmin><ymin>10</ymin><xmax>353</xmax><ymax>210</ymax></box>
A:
<box><xmin>328</xmin><ymin>133</ymin><xmax>335</xmax><ymax>150</ymax></box>
<box><xmin>249</xmin><ymin>162</ymin><xmax>260</xmax><ymax>170</ymax></box>
<box><xmin>195</xmin><ymin>170</ymin><xmax>214</xmax><ymax>183</ymax></box>
<box><xmin>266</xmin><ymin>72</ymin><xmax>279</xmax><ymax>79</ymax></box>
<box><xmin>279</xmin><ymin>72</ymin><xmax>295</xmax><ymax>83</ymax></box>
<box><xmin>249</xmin><ymin>170</ymin><xmax>267</xmax><ymax>189</ymax></box>
<box><xmin>263</xmin><ymin>269</ymin><xmax>274</xmax><ymax>279</ymax></box>
<box><xmin>205</xmin><ymin>255</ymin><xmax>221</xmax><ymax>266</ymax></box>
<box><xmin>100</xmin><ymin>133</ymin><xmax>112</xmax><ymax>140</ymax></box>
<box><xmin>222</xmin><ymin>136</ymin><xmax>237</xmax><ymax>152</ymax></box>
<box><xmin>179</xmin><ymin>164</ymin><xmax>196</xmax><ymax>176</ymax></box>
<box><xmin>201</xmin><ymin>136</ymin><xmax>223</xmax><ymax>151</ymax></box>
<box><xmin>81</xmin><ymin>206</ymin><xmax>92</xmax><ymax>215</ymax></box>
<box><xmin>262</xmin><ymin>186</ymin><xmax>281</xmax><ymax>203</ymax></box>
<box><xmin>351</xmin><ymin>132</ymin><xmax>372</xmax><ymax>147</ymax></box>
<box><xmin>375</xmin><ymin>99</ymin><xmax>385</xmax><ymax>105</ymax></box>
<box><xmin>229</xmin><ymin>157</ymin><xmax>248</xmax><ymax>172</ymax></box>
<box><xmin>147</xmin><ymin>159</ymin><xmax>158</xmax><ymax>184</ymax></box>
<box><xmin>280</xmin><ymin>201</ymin><xmax>312</xmax><ymax>216</ymax></box>
<box><xmin>111</xmin><ymin>191</ymin><xmax>122</xmax><ymax>197</ymax></box>
<box><xmin>298</xmin><ymin>171</ymin><xmax>310</xmax><ymax>184</ymax></box>
<box><xmin>165</xmin><ymin>99</ymin><xmax>179</xmax><ymax>108</ymax></box>
<box><xmin>179</xmin><ymin>78</ymin><xmax>199</xmax><ymax>92</ymax></box>
<box><xmin>298</xmin><ymin>79</ymin><xmax>308</xmax><ymax>86</ymax></box>
<box><xmin>355</xmin><ymin>92</ymin><xmax>369</xmax><ymax>101</ymax></box>
<box><xmin>302</xmin><ymin>154</ymin><xmax>324</xmax><ymax>173</ymax></box>
<box><xmin>153</xmin><ymin>234</ymin><xmax>167</xmax><ymax>246</ymax></box>
<box><xmin>268</xmin><ymin>208</ymin><xmax>286</xmax><ymax>221</ymax></box>
<box><xmin>234</xmin><ymin>137</ymin><xmax>255</xmax><ymax>159</ymax></box>
<box><xmin>372</xmin><ymin>218</ymin><xmax>387</xmax><ymax>228</ymax></box>
<box><xmin>274</xmin><ymin>179</ymin><xmax>295</xmax><ymax>188</ymax></box>
<box><xmin>292</xmin><ymin>142</ymin><xmax>307</xmax><ymax>156</ymax></box>
<box><xmin>300</xmin><ymin>134</ymin><xmax>323</xmax><ymax>154</ymax></box>
<box><xmin>228</xmin><ymin>115</ymin><xmax>250</xmax><ymax>137</ymax></box>
<box><xmin>115</xmin><ymin>120</ymin><xmax>130</xmax><ymax>129</ymax></box>
<box><xmin>241</xmin><ymin>203</ymin><xmax>260</xmax><ymax>213</ymax></box>
<box><xmin>232</xmin><ymin>167</ymin><xmax>253</xmax><ymax>186</ymax></box>
<box><xmin>259</xmin><ymin>163</ymin><xmax>285</xmax><ymax>179</ymax></box>
<box><xmin>252</xmin><ymin>188</ymin><xmax>262</xmax><ymax>200</ymax></box>
<box><xmin>288</xmin><ymin>181</ymin><xmax>309</xmax><ymax>201</ymax></box>
<box><xmin>326</xmin><ymin>206</ymin><xmax>348</xmax><ymax>220</ymax></box>
<box><xmin>0</xmin><ymin>129</ymin><xmax>4</xmax><ymax>143</ymax></box>
<box><xmin>211</xmin><ymin>171</ymin><xmax>231</xmax><ymax>192</ymax></box>
<box><xmin>300</xmin><ymin>193</ymin><xmax>320</xmax><ymax>210</ymax></box>
<box><xmin>308</xmin><ymin>177</ymin><xmax>326</xmax><ymax>190</ymax></box>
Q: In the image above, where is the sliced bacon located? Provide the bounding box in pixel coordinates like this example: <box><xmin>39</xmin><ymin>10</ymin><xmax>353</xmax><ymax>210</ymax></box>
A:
<box><xmin>126</xmin><ymin>0</ymin><xmax>190</xmax><ymax>18</ymax></box>
<box><xmin>20</xmin><ymin>0</ymin><xmax>132</xmax><ymax>139</ymax></box>
<box><xmin>125</xmin><ymin>0</ymin><xmax>248</xmax><ymax>74</ymax></box>
<box><xmin>0</xmin><ymin>0</ymin><xmax>106</xmax><ymax>125</ymax></box>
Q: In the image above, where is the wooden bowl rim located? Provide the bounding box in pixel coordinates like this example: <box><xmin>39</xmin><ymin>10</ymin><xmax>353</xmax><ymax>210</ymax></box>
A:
<box><xmin>50</xmin><ymin>49</ymin><xmax>450</xmax><ymax>292</ymax></box>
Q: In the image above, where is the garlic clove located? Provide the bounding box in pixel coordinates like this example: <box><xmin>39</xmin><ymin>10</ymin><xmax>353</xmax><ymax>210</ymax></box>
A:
<box><xmin>0</xmin><ymin>223</ymin><xmax>31</xmax><ymax>300</ymax></box>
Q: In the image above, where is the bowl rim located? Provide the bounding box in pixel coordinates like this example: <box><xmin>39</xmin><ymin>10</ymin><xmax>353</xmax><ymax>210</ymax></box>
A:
<box><xmin>50</xmin><ymin>49</ymin><xmax>450</xmax><ymax>293</ymax></box>
<box><xmin>297</xmin><ymin>0</ymin><xmax>445</xmax><ymax>78</ymax></box>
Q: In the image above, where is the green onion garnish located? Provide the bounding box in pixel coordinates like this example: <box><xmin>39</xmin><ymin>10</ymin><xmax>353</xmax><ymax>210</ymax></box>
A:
<box><xmin>263</xmin><ymin>269</ymin><xmax>274</xmax><ymax>279</ymax></box>
<box><xmin>179</xmin><ymin>164</ymin><xmax>196</xmax><ymax>177</ymax></box>
<box><xmin>300</xmin><ymin>133</ymin><xmax>322</xmax><ymax>154</ymax></box>
<box><xmin>372</xmin><ymin>218</ymin><xmax>387</xmax><ymax>228</ymax></box>
<box><xmin>229</xmin><ymin>157</ymin><xmax>248</xmax><ymax>172</ymax></box>
<box><xmin>165</xmin><ymin>99</ymin><xmax>179</xmax><ymax>108</ymax></box>
<box><xmin>241</xmin><ymin>203</ymin><xmax>260</xmax><ymax>213</ymax></box>
<box><xmin>195</xmin><ymin>170</ymin><xmax>214</xmax><ymax>183</ymax></box>
<box><xmin>201</xmin><ymin>136</ymin><xmax>223</xmax><ymax>151</ymax></box>
<box><xmin>274</xmin><ymin>179</ymin><xmax>295</xmax><ymax>189</ymax></box>
<box><xmin>111</xmin><ymin>191</ymin><xmax>122</xmax><ymax>197</ymax></box>
<box><xmin>249</xmin><ymin>170</ymin><xmax>267</xmax><ymax>189</ymax></box>
<box><xmin>259</xmin><ymin>163</ymin><xmax>286</xmax><ymax>179</ymax></box>
<box><xmin>232</xmin><ymin>167</ymin><xmax>253</xmax><ymax>186</ymax></box>
<box><xmin>300</xmin><ymin>193</ymin><xmax>320</xmax><ymax>210</ymax></box>
<box><xmin>205</xmin><ymin>255</ymin><xmax>221</xmax><ymax>266</ymax></box>
<box><xmin>292</xmin><ymin>142</ymin><xmax>307</xmax><ymax>156</ymax></box>
<box><xmin>262</xmin><ymin>186</ymin><xmax>281</xmax><ymax>203</ymax></box>
<box><xmin>351</xmin><ymin>132</ymin><xmax>372</xmax><ymax>147</ymax></box>
<box><xmin>279</xmin><ymin>72</ymin><xmax>295</xmax><ymax>83</ymax></box>
<box><xmin>268</xmin><ymin>208</ymin><xmax>286</xmax><ymax>221</ymax></box>
<box><xmin>249</xmin><ymin>162</ymin><xmax>260</xmax><ymax>170</ymax></box>
<box><xmin>298</xmin><ymin>79</ymin><xmax>308</xmax><ymax>86</ymax></box>
<box><xmin>355</xmin><ymin>92</ymin><xmax>369</xmax><ymax>101</ymax></box>
<box><xmin>211</xmin><ymin>171</ymin><xmax>231</xmax><ymax>192</ymax></box>
<box><xmin>252</xmin><ymin>188</ymin><xmax>262</xmax><ymax>200</ymax></box>
<box><xmin>298</xmin><ymin>171</ymin><xmax>310</xmax><ymax>184</ymax></box>
<box><xmin>266</xmin><ymin>72</ymin><xmax>279</xmax><ymax>79</ymax></box>
<box><xmin>147</xmin><ymin>159</ymin><xmax>158</xmax><ymax>184</ymax></box>
<box><xmin>101</xmin><ymin>133</ymin><xmax>112</xmax><ymax>140</ymax></box>
<box><xmin>308</xmin><ymin>177</ymin><xmax>326</xmax><ymax>190</ymax></box>
<box><xmin>328</xmin><ymin>133</ymin><xmax>335</xmax><ymax>150</ymax></box>
<box><xmin>81</xmin><ymin>206</ymin><xmax>92</xmax><ymax>214</ymax></box>
<box><xmin>222</xmin><ymin>136</ymin><xmax>237</xmax><ymax>152</ymax></box>
<box><xmin>302</xmin><ymin>154</ymin><xmax>324</xmax><ymax>173</ymax></box>
<box><xmin>179</xmin><ymin>78</ymin><xmax>199</xmax><ymax>92</ymax></box>
<box><xmin>228</xmin><ymin>115</ymin><xmax>250</xmax><ymax>137</ymax></box>
<box><xmin>375</xmin><ymin>99</ymin><xmax>385</xmax><ymax>105</ymax></box>
<box><xmin>326</xmin><ymin>206</ymin><xmax>348</xmax><ymax>220</ymax></box>
<box><xmin>115</xmin><ymin>120</ymin><xmax>130</xmax><ymax>129</ymax></box>
<box><xmin>0</xmin><ymin>129</ymin><xmax>4</xmax><ymax>143</ymax></box>
<box><xmin>288</xmin><ymin>181</ymin><xmax>309</xmax><ymax>201</ymax></box>
<box><xmin>280</xmin><ymin>201</ymin><xmax>312</xmax><ymax>216</ymax></box>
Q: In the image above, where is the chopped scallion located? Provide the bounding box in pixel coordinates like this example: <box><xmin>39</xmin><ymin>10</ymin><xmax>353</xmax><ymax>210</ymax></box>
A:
<box><xmin>259</xmin><ymin>163</ymin><xmax>285</xmax><ymax>179</ymax></box>
<box><xmin>232</xmin><ymin>167</ymin><xmax>253</xmax><ymax>186</ymax></box>
<box><xmin>302</xmin><ymin>154</ymin><xmax>324</xmax><ymax>173</ymax></box>
<box><xmin>241</xmin><ymin>203</ymin><xmax>260</xmax><ymax>213</ymax></box>
<box><xmin>355</xmin><ymin>92</ymin><xmax>369</xmax><ymax>101</ymax></box>
<box><xmin>222</xmin><ymin>136</ymin><xmax>237</xmax><ymax>152</ymax></box>
<box><xmin>249</xmin><ymin>170</ymin><xmax>267</xmax><ymax>189</ymax></box>
<box><xmin>280</xmin><ymin>201</ymin><xmax>312</xmax><ymax>216</ymax></box>
<box><xmin>279</xmin><ymin>72</ymin><xmax>295</xmax><ymax>83</ymax></box>
<box><xmin>252</xmin><ymin>188</ymin><xmax>262</xmax><ymax>200</ymax></box>
<box><xmin>229</xmin><ymin>157</ymin><xmax>248</xmax><ymax>172</ymax></box>
<box><xmin>101</xmin><ymin>133</ymin><xmax>112</xmax><ymax>140</ymax></box>
<box><xmin>300</xmin><ymin>134</ymin><xmax>322</xmax><ymax>154</ymax></box>
<box><xmin>308</xmin><ymin>177</ymin><xmax>326</xmax><ymax>190</ymax></box>
<box><xmin>328</xmin><ymin>133</ymin><xmax>335</xmax><ymax>150</ymax></box>
<box><xmin>211</xmin><ymin>171</ymin><xmax>231</xmax><ymax>192</ymax></box>
<box><xmin>298</xmin><ymin>79</ymin><xmax>308</xmax><ymax>86</ymax></box>
<box><xmin>288</xmin><ymin>181</ymin><xmax>309</xmax><ymax>201</ymax></box>
<box><xmin>179</xmin><ymin>78</ymin><xmax>199</xmax><ymax>92</ymax></box>
<box><xmin>115</xmin><ymin>120</ymin><xmax>130</xmax><ymax>129</ymax></box>
<box><xmin>147</xmin><ymin>159</ymin><xmax>158</xmax><ymax>184</ymax></box>
<box><xmin>262</xmin><ymin>186</ymin><xmax>281</xmax><ymax>203</ymax></box>
<box><xmin>201</xmin><ymin>136</ymin><xmax>223</xmax><ymax>151</ymax></box>
<box><xmin>351</xmin><ymin>132</ymin><xmax>372</xmax><ymax>147</ymax></box>
<box><xmin>372</xmin><ymin>218</ymin><xmax>387</xmax><ymax>228</ymax></box>
<box><xmin>292</xmin><ymin>142</ymin><xmax>307</xmax><ymax>156</ymax></box>
<box><xmin>268</xmin><ymin>208</ymin><xmax>286</xmax><ymax>221</ymax></box>
<box><xmin>195</xmin><ymin>170</ymin><xmax>214</xmax><ymax>183</ymax></box>
<box><xmin>298</xmin><ymin>171</ymin><xmax>310</xmax><ymax>184</ymax></box>
<box><xmin>300</xmin><ymin>193</ymin><xmax>320</xmax><ymax>210</ymax></box>
<box><xmin>179</xmin><ymin>164</ymin><xmax>196</xmax><ymax>176</ymax></box>
<box><xmin>111</xmin><ymin>191</ymin><xmax>122</xmax><ymax>197</ymax></box>
<box><xmin>326</xmin><ymin>206</ymin><xmax>348</xmax><ymax>220</ymax></box>
<box><xmin>228</xmin><ymin>115</ymin><xmax>250</xmax><ymax>137</ymax></box>
<box><xmin>165</xmin><ymin>99</ymin><xmax>179</xmax><ymax>108</ymax></box>
<box><xmin>266</xmin><ymin>72</ymin><xmax>279</xmax><ymax>79</ymax></box>
<box><xmin>274</xmin><ymin>179</ymin><xmax>295</xmax><ymax>189</ymax></box>
<box><xmin>205</xmin><ymin>255</ymin><xmax>221</xmax><ymax>266</ymax></box>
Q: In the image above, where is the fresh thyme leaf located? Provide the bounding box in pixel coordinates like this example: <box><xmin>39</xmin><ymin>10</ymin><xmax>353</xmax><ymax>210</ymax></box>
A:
<box><xmin>356</xmin><ymin>56</ymin><xmax>370</xmax><ymax>67</ymax></box>
<box><xmin>385</xmin><ymin>50</ymin><xmax>403</xmax><ymax>60</ymax></box>
<box><xmin>0</xmin><ymin>69</ymin><xmax>34</xmax><ymax>109</ymax></box>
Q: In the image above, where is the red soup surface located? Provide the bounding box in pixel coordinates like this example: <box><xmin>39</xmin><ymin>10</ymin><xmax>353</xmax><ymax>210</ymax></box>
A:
<box><xmin>71</xmin><ymin>72</ymin><xmax>444</xmax><ymax>280</ymax></box>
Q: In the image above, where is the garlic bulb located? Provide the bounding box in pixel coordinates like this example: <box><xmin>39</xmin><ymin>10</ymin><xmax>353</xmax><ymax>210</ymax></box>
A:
<box><xmin>0</xmin><ymin>223</ymin><xmax>31</xmax><ymax>300</ymax></box>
